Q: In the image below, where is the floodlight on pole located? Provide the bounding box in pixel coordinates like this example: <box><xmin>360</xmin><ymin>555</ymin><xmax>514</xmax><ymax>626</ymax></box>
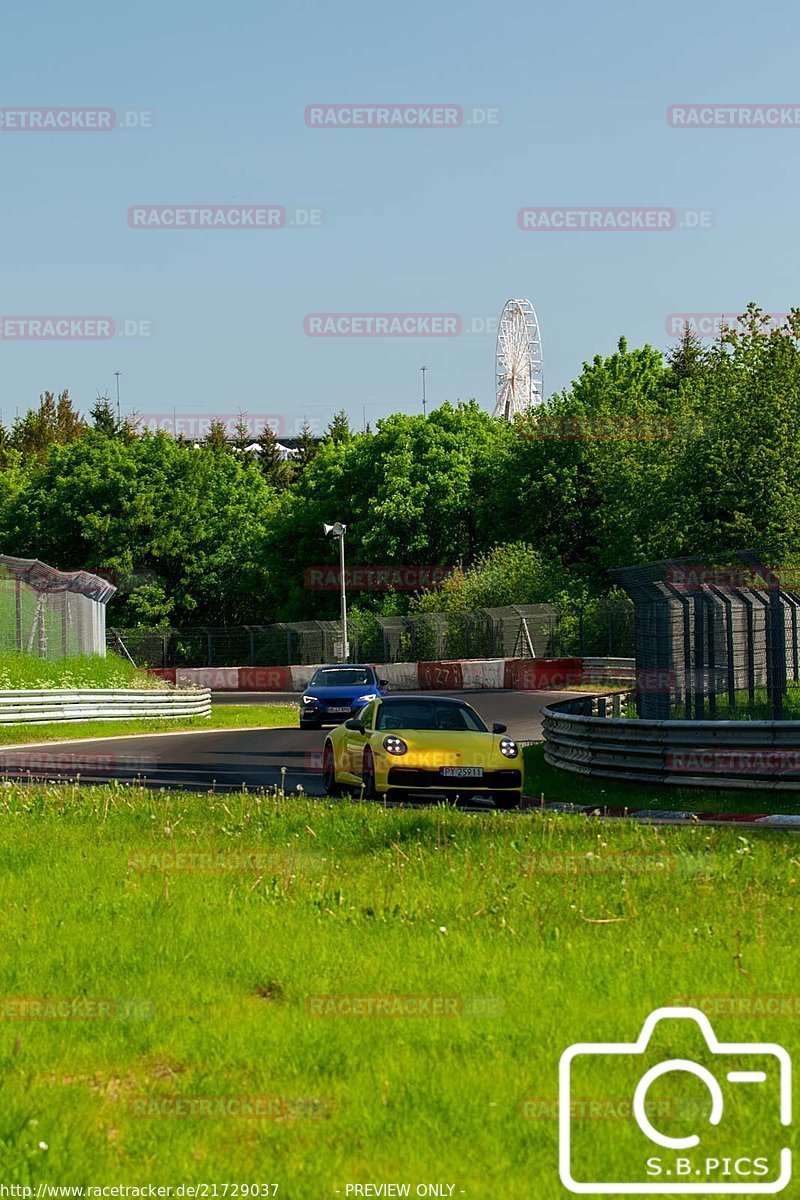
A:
<box><xmin>323</xmin><ymin>522</ymin><xmax>349</xmax><ymax>661</ymax></box>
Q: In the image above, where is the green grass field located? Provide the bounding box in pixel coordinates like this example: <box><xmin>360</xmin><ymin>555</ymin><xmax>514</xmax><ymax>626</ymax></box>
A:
<box><xmin>0</xmin><ymin>785</ymin><xmax>796</xmax><ymax>1194</ymax></box>
<box><xmin>0</xmin><ymin>651</ymin><xmax>158</xmax><ymax>691</ymax></box>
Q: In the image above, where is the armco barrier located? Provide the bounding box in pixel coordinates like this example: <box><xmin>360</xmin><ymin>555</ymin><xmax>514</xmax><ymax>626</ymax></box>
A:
<box><xmin>0</xmin><ymin>688</ymin><xmax>211</xmax><ymax>724</ymax></box>
<box><xmin>542</xmin><ymin>693</ymin><xmax>800</xmax><ymax>790</ymax></box>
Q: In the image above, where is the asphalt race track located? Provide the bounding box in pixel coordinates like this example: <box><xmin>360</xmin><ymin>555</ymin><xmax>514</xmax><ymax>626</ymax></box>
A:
<box><xmin>0</xmin><ymin>689</ymin><xmax>573</xmax><ymax>796</ymax></box>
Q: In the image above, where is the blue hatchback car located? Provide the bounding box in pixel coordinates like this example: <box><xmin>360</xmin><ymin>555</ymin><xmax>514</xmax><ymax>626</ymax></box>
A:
<box><xmin>299</xmin><ymin>664</ymin><xmax>388</xmax><ymax>729</ymax></box>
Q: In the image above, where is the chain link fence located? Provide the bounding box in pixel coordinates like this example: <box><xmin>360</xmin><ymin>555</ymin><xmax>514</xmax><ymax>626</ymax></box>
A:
<box><xmin>0</xmin><ymin>555</ymin><xmax>115</xmax><ymax>659</ymax></box>
<box><xmin>109</xmin><ymin>599</ymin><xmax>634</xmax><ymax>668</ymax></box>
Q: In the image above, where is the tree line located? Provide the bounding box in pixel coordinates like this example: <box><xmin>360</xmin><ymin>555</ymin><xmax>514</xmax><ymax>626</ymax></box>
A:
<box><xmin>1</xmin><ymin>304</ymin><xmax>799</xmax><ymax>630</ymax></box>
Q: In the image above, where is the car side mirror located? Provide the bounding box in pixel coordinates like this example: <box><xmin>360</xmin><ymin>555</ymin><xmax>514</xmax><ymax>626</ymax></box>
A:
<box><xmin>492</xmin><ymin>722</ymin><xmax>508</xmax><ymax>734</ymax></box>
<box><xmin>379</xmin><ymin>679</ymin><xmax>388</xmax><ymax>688</ymax></box>
<box><xmin>345</xmin><ymin>718</ymin><xmax>366</xmax><ymax>734</ymax></box>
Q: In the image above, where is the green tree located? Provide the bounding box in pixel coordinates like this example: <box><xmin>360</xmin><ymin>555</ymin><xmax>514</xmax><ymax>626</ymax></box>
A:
<box><xmin>296</xmin><ymin>419</ymin><xmax>318</xmax><ymax>469</ymax></box>
<box><xmin>257</xmin><ymin>423</ymin><xmax>294</xmax><ymax>491</ymax></box>
<box><xmin>204</xmin><ymin>418</ymin><xmax>230</xmax><ymax>454</ymax></box>
<box><xmin>325</xmin><ymin>409</ymin><xmax>352</xmax><ymax>444</ymax></box>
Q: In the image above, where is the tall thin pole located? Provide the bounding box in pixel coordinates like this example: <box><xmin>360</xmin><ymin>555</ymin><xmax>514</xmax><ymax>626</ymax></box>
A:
<box><xmin>421</xmin><ymin>366</ymin><xmax>427</xmax><ymax>417</ymax></box>
<box><xmin>114</xmin><ymin>372</ymin><xmax>122</xmax><ymax>423</ymax></box>
<box><xmin>339</xmin><ymin>529</ymin><xmax>348</xmax><ymax>661</ymax></box>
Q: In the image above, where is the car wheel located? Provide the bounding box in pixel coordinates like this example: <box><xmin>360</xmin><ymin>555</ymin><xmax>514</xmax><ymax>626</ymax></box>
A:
<box><xmin>322</xmin><ymin>741</ymin><xmax>342</xmax><ymax>796</ymax></box>
<box><xmin>361</xmin><ymin>747</ymin><xmax>378</xmax><ymax>800</ymax></box>
<box><xmin>493</xmin><ymin>791</ymin><xmax>521</xmax><ymax>810</ymax></box>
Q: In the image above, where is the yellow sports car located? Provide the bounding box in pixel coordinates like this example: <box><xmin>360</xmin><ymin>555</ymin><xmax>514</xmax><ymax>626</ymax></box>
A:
<box><xmin>321</xmin><ymin>695</ymin><xmax>523</xmax><ymax>808</ymax></box>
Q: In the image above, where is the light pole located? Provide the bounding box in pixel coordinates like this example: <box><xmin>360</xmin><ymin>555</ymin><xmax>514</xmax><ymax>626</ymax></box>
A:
<box><xmin>323</xmin><ymin>521</ymin><xmax>349</xmax><ymax>661</ymax></box>
<box><xmin>421</xmin><ymin>365</ymin><xmax>427</xmax><ymax>418</ymax></box>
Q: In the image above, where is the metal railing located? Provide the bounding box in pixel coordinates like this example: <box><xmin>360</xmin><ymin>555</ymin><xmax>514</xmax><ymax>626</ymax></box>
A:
<box><xmin>542</xmin><ymin>693</ymin><xmax>800</xmax><ymax>791</ymax></box>
<box><xmin>0</xmin><ymin>688</ymin><xmax>211</xmax><ymax>724</ymax></box>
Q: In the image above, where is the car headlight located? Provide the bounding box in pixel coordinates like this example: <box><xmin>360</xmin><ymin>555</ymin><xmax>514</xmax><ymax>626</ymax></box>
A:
<box><xmin>383</xmin><ymin>735</ymin><xmax>408</xmax><ymax>756</ymax></box>
<box><xmin>302</xmin><ymin>696</ymin><xmax>318</xmax><ymax>705</ymax></box>
<box><xmin>358</xmin><ymin>693</ymin><xmax>378</xmax><ymax>703</ymax></box>
<box><xmin>499</xmin><ymin>738</ymin><xmax>518</xmax><ymax>758</ymax></box>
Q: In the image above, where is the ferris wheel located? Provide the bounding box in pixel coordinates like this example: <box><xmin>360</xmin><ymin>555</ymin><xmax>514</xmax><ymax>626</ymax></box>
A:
<box><xmin>493</xmin><ymin>298</ymin><xmax>544</xmax><ymax>420</ymax></box>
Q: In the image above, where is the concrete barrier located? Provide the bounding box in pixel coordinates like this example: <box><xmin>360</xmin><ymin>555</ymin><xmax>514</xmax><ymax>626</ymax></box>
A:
<box><xmin>154</xmin><ymin>656</ymin><xmax>632</xmax><ymax>693</ymax></box>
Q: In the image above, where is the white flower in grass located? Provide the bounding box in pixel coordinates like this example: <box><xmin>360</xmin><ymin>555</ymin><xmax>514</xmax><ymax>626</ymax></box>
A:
<box><xmin>38</xmin><ymin>1141</ymin><xmax>48</xmax><ymax>1151</ymax></box>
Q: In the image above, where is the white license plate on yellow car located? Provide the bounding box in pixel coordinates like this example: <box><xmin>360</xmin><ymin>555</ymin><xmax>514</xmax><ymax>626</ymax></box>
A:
<box><xmin>440</xmin><ymin>766</ymin><xmax>483</xmax><ymax>778</ymax></box>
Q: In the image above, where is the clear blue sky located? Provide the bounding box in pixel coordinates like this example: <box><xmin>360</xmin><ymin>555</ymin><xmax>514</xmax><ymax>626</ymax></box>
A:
<box><xmin>1</xmin><ymin>0</ymin><xmax>798</xmax><ymax>437</ymax></box>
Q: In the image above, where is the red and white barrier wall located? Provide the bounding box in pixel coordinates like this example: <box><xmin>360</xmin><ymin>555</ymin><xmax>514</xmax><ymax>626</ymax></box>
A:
<box><xmin>149</xmin><ymin>656</ymin><xmax>609</xmax><ymax>692</ymax></box>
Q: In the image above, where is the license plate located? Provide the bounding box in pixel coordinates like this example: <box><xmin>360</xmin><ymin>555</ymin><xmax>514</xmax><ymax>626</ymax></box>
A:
<box><xmin>440</xmin><ymin>766</ymin><xmax>484</xmax><ymax>778</ymax></box>
<box><xmin>329</xmin><ymin>706</ymin><xmax>350</xmax><ymax>714</ymax></box>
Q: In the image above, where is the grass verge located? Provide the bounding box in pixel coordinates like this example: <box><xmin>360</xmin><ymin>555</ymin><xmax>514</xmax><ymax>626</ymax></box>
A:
<box><xmin>0</xmin><ymin>651</ymin><xmax>157</xmax><ymax>691</ymax></box>
<box><xmin>0</xmin><ymin>786</ymin><xmax>794</xmax><ymax>1193</ymax></box>
<box><xmin>0</xmin><ymin>703</ymin><xmax>297</xmax><ymax>746</ymax></box>
<box><xmin>522</xmin><ymin>742</ymin><xmax>799</xmax><ymax>815</ymax></box>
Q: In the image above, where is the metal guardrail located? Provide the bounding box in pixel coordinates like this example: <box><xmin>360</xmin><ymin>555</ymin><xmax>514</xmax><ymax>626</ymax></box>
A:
<box><xmin>0</xmin><ymin>688</ymin><xmax>211</xmax><ymax>724</ymax></box>
<box><xmin>542</xmin><ymin>694</ymin><xmax>800</xmax><ymax>790</ymax></box>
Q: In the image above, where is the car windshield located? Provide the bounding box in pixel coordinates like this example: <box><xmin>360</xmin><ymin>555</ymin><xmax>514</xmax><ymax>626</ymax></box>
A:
<box><xmin>376</xmin><ymin>700</ymin><xmax>487</xmax><ymax>732</ymax></box>
<box><xmin>309</xmin><ymin>668</ymin><xmax>373</xmax><ymax>688</ymax></box>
